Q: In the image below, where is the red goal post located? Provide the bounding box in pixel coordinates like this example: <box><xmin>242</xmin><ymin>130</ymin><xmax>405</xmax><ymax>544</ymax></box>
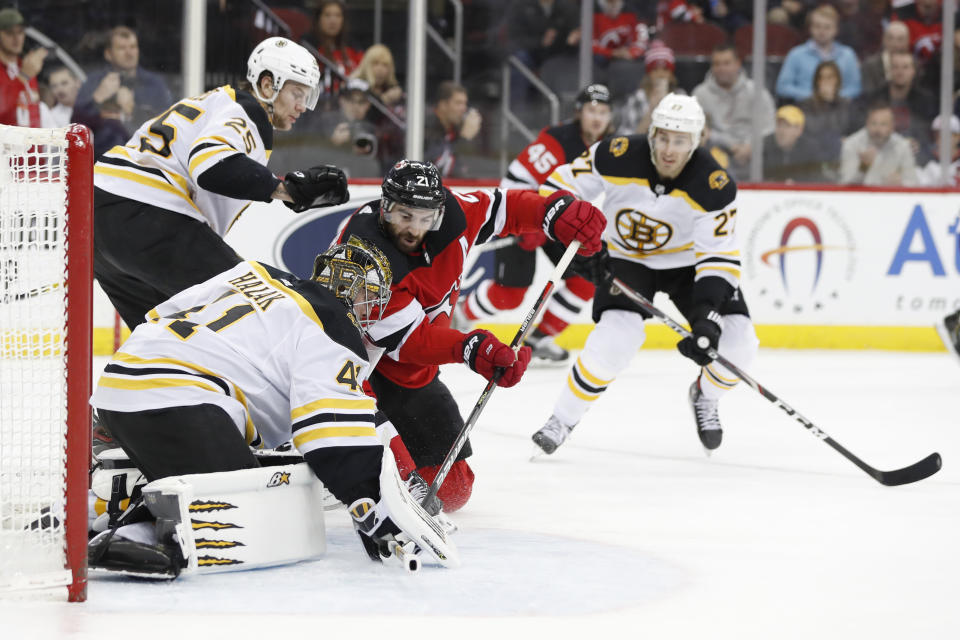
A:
<box><xmin>0</xmin><ymin>124</ymin><xmax>93</xmax><ymax>602</ymax></box>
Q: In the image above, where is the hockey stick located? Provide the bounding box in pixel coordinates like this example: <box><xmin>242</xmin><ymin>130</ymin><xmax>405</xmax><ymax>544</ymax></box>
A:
<box><xmin>608</xmin><ymin>277</ymin><xmax>942</xmax><ymax>487</ymax></box>
<box><xmin>420</xmin><ymin>239</ymin><xmax>582</xmax><ymax>514</ymax></box>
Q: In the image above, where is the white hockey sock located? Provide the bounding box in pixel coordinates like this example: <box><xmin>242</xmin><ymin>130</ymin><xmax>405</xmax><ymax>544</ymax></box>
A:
<box><xmin>553</xmin><ymin>309</ymin><xmax>646</xmax><ymax>426</ymax></box>
<box><xmin>698</xmin><ymin>314</ymin><xmax>759</xmax><ymax>401</ymax></box>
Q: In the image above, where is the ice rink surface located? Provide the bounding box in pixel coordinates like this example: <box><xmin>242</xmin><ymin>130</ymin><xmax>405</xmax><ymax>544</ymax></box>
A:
<box><xmin>2</xmin><ymin>348</ymin><xmax>957</xmax><ymax>639</ymax></box>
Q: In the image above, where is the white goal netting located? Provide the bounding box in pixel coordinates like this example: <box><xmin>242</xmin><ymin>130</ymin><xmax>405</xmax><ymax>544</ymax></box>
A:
<box><xmin>0</xmin><ymin>126</ymin><xmax>76</xmax><ymax>595</ymax></box>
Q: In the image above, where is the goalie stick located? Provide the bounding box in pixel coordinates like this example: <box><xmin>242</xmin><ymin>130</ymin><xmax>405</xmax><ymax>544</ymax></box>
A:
<box><xmin>420</xmin><ymin>239</ymin><xmax>582</xmax><ymax>515</ymax></box>
<box><xmin>608</xmin><ymin>277</ymin><xmax>942</xmax><ymax>487</ymax></box>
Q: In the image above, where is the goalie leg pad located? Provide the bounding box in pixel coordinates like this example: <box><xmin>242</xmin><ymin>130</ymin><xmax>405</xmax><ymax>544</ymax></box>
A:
<box><xmin>141</xmin><ymin>462</ymin><xmax>327</xmax><ymax>575</ymax></box>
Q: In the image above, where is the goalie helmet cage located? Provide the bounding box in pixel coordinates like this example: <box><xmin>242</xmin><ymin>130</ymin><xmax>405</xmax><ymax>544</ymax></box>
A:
<box><xmin>0</xmin><ymin>124</ymin><xmax>92</xmax><ymax>602</ymax></box>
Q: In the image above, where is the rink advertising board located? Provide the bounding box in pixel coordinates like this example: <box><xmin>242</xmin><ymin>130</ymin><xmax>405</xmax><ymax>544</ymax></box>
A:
<box><xmin>92</xmin><ymin>185</ymin><xmax>960</xmax><ymax>353</ymax></box>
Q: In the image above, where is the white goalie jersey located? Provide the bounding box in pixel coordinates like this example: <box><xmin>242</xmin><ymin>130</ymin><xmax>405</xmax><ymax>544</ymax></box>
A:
<box><xmin>542</xmin><ymin>134</ymin><xmax>742</xmax><ymax>290</ymax></box>
<box><xmin>91</xmin><ymin>261</ymin><xmax>379</xmax><ymax>461</ymax></box>
<box><xmin>93</xmin><ymin>86</ymin><xmax>274</xmax><ymax>236</ymax></box>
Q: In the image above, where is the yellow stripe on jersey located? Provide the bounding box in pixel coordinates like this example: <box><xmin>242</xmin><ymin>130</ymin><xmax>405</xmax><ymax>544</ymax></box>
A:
<box><xmin>668</xmin><ymin>188</ymin><xmax>706</xmax><ymax>213</ymax></box>
<box><xmin>695</xmin><ymin>249</ymin><xmax>741</xmax><ymax>257</ymax></box>
<box><xmin>293</xmin><ymin>426</ymin><xmax>378</xmax><ymax>448</ymax></box>
<box><xmin>94</xmin><ymin>165</ymin><xmax>200</xmax><ymax>213</ymax></box>
<box><xmin>291</xmin><ymin>396</ymin><xmax>377</xmax><ymax>421</ymax></box>
<box><xmin>224</xmin><ymin>84</ymin><xmax>236</xmax><ymax>101</ymax></box>
<box><xmin>98</xmin><ymin>375</ymin><xmax>222</xmax><ymax>394</ymax></box>
<box><xmin>610</xmin><ymin>242</ymin><xmax>694</xmax><ymax>259</ymax></box>
<box><xmin>601</xmin><ymin>176</ymin><xmax>651</xmax><ymax>189</ymax></box>
<box><xmin>249</xmin><ymin>261</ymin><xmax>324</xmax><ymax>329</ymax></box>
<box><xmin>543</xmin><ymin>172</ymin><xmax>575</xmax><ymax>192</ymax></box>
<box><xmin>188</xmin><ymin>146</ymin><xmax>235</xmax><ymax>175</ymax></box>
<box><xmin>111</xmin><ymin>351</ymin><xmax>258</xmax><ymax>444</ymax></box>
<box><xmin>102</xmin><ymin>145</ymin><xmax>194</xmax><ymax>198</ymax></box>
<box><xmin>225</xmin><ymin>203</ymin><xmax>251</xmax><ymax>234</ymax></box>
<box><xmin>695</xmin><ymin>265</ymin><xmax>741</xmax><ymax>278</ymax></box>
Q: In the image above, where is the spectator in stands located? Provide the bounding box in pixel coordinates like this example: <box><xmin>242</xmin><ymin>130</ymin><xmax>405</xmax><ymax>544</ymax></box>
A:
<box><xmin>593</xmin><ymin>0</ymin><xmax>648</xmax><ymax>99</ymax></box>
<box><xmin>834</xmin><ymin>0</ymin><xmax>884</xmax><ymax>58</ymax></box>
<box><xmin>861</xmin><ymin>21</ymin><xmax>911</xmax><ymax>96</ymax></box>
<box><xmin>799</xmin><ymin>60</ymin><xmax>856</xmax><ymax>180</ymax></box>
<box><xmin>917</xmin><ymin>114</ymin><xmax>960</xmax><ymax>186</ymax></box>
<box><xmin>763</xmin><ymin>105</ymin><xmax>824</xmax><ymax>183</ymax></box>
<box><xmin>616</xmin><ymin>41</ymin><xmax>680</xmax><ymax>135</ymax></box>
<box><xmin>701</xmin><ymin>112</ymin><xmax>732</xmax><ymax>170</ymax></box>
<box><xmin>699</xmin><ymin>1</ymin><xmax>753</xmax><ymax>32</ymax></box>
<box><xmin>424</xmin><ymin>81</ymin><xmax>482</xmax><ymax>178</ymax></box>
<box><xmin>319</xmin><ymin>78</ymin><xmax>377</xmax><ymax>158</ymax></box>
<box><xmin>767</xmin><ymin>0</ymin><xmax>810</xmax><ymax>31</ymax></box>
<box><xmin>352</xmin><ymin>44</ymin><xmax>403</xmax><ymax>112</ymax></box>
<box><xmin>0</xmin><ymin>8</ymin><xmax>47</xmax><ymax>127</ymax></box>
<box><xmin>895</xmin><ymin>0</ymin><xmax>942</xmax><ymax>67</ymax></box>
<box><xmin>504</xmin><ymin>0</ymin><xmax>580</xmax><ymax>103</ymax></box>
<box><xmin>304</xmin><ymin>0</ymin><xmax>363</xmax><ymax>102</ymax></box>
<box><xmin>72</xmin><ymin>26</ymin><xmax>172</xmax><ymax>157</ymax></box>
<box><xmin>656</xmin><ymin>0</ymin><xmax>705</xmax><ymax>25</ymax></box>
<box><xmin>840</xmin><ymin>102</ymin><xmax>918</xmax><ymax>186</ymax></box>
<box><xmin>859</xmin><ymin>51</ymin><xmax>936</xmax><ymax>162</ymax></box>
<box><xmin>45</xmin><ymin>65</ymin><xmax>80</xmax><ymax>128</ymax></box>
<box><xmin>775</xmin><ymin>4</ymin><xmax>861</xmax><ymax>103</ymax></box>
<box><xmin>693</xmin><ymin>42</ymin><xmax>775</xmax><ymax>180</ymax></box>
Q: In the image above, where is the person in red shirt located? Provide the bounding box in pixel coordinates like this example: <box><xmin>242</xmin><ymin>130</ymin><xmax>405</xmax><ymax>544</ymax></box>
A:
<box><xmin>337</xmin><ymin>160</ymin><xmax>605</xmax><ymax>511</ymax></box>
<box><xmin>0</xmin><ymin>8</ymin><xmax>47</xmax><ymax>127</ymax></box>
<box><xmin>456</xmin><ymin>85</ymin><xmax>613</xmax><ymax>364</ymax></box>
<box><xmin>305</xmin><ymin>0</ymin><xmax>363</xmax><ymax>102</ymax></box>
<box><xmin>593</xmin><ymin>0</ymin><xmax>647</xmax><ymax>66</ymax></box>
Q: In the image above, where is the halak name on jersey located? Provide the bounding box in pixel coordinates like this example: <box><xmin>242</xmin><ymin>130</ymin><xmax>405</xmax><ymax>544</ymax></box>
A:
<box><xmin>93</xmin><ymin>86</ymin><xmax>273</xmax><ymax>236</ymax></box>
<box><xmin>91</xmin><ymin>261</ymin><xmax>379</xmax><ymax>463</ymax></box>
<box><xmin>543</xmin><ymin>134</ymin><xmax>741</xmax><ymax>290</ymax></box>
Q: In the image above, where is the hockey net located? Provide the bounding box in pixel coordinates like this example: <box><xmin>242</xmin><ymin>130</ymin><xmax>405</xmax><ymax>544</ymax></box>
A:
<box><xmin>0</xmin><ymin>125</ymin><xmax>92</xmax><ymax>602</ymax></box>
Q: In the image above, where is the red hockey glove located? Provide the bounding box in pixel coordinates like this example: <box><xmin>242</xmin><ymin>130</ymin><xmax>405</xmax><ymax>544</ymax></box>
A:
<box><xmin>541</xmin><ymin>190</ymin><xmax>605</xmax><ymax>256</ymax></box>
<box><xmin>517</xmin><ymin>230</ymin><xmax>547</xmax><ymax>251</ymax></box>
<box><xmin>460</xmin><ymin>329</ymin><xmax>532</xmax><ymax>387</ymax></box>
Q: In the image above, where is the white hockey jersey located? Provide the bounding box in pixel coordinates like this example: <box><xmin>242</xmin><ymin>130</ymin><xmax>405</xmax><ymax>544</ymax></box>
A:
<box><xmin>91</xmin><ymin>261</ymin><xmax>379</xmax><ymax>461</ymax></box>
<box><xmin>543</xmin><ymin>134</ymin><xmax>742</xmax><ymax>291</ymax></box>
<box><xmin>93</xmin><ymin>86</ymin><xmax>273</xmax><ymax>236</ymax></box>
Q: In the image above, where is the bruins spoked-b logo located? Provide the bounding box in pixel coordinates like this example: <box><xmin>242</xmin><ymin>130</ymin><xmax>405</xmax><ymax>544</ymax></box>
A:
<box><xmin>613</xmin><ymin>208</ymin><xmax>673</xmax><ymax>253</ymax></box>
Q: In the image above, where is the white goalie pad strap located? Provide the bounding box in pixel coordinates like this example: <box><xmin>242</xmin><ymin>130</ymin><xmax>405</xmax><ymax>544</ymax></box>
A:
<box><xmin>378</xmin><ymin>442</ymin><xmax>460</xmax><ymax>568</ymax></box>
<box><xmin>141</xmin><ymin>463</ymin><xmax>326</xmax><ymax>575</ymax></box>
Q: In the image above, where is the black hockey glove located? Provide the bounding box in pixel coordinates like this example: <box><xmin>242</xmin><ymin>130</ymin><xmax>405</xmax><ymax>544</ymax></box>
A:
<box><xmin>677</xmin><ymin>308</ymin><xmax>723</xmax><ymax>367</ymax></box>
<box><xmin>283</xmin><ymin>164</ymin><xmax>350</xmax><ymax>213</ymax></box>
<box><xmin>571</xmin><ymin>245</ymin><xmax>612</xmax><ymax>286</ymax></box>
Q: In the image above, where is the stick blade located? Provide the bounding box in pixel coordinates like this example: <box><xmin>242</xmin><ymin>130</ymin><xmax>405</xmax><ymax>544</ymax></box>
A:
<box><xmin>874</xmin><ymin>452</ymin><xmax>942</xmax><ymax>486</ymax></box>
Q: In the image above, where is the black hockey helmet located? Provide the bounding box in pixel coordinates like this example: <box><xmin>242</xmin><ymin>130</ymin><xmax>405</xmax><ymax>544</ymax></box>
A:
<box><xmin>575</xmin><ymin>84</ymin><xmax>611</xmax><ymax>110</ymax></box>
<box><xmin>380</xmin><ymin>160</ymin><xmax>445</xmax><ymax>231</ymax></box>
<box><xmin>312</xmin><ymin>236</ymin><xmax>393</xmax><ymax>331</ymax></box>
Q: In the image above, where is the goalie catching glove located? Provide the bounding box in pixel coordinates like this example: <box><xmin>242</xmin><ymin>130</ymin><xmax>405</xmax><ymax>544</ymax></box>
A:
<box><xmin>541</xmin><ymin>190</ymin><xmax>606</xmax><ymax>256</ymax></box>
<box><xmin>460</xmin><ymin>329</ymin><xmax>531</xmax><ymax>387</ymax></box>
<box><xmin>349</xmin><ymin>451</ymin><xmax>459</xmax><ymax>568</ymax></box>
<box><xmin>283</xmin><ymin>164</ymin><xmax>350</xmax><ymax>213</ymax></box>
<box><xmin>677</xmin><ymin>307</ymin><xmax>722</xmax><ymax>366</ymax></box>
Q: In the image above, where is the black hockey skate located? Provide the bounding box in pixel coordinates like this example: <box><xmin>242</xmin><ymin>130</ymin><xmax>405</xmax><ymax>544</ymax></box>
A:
<box><xmin>531</xmin><ymin>415</ymin><xmax>575</xmax><ymax>455</ymax></box>
<box><xmin>689</xmin><ymin>380</ymin><xmax>723</xmax><ymax>453</ymax></box>
<box><xmin>936</xmin><ymin>310</ymin><xmax>960</xmax><ymax>363</ymax></box>
<box><xmin>87</xmin><ymin>501</ymin><xmax>185</xmax><ymax>579</ymax></box>
<box><xmin>523</xmin><ymin>328</ymin><xmax>570</xmax><ymax>366</ymax></box>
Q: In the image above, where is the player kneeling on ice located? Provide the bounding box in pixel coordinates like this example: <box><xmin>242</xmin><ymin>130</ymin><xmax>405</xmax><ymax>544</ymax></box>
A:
<box><xmin>87</xmin><ymin>238</ymin><xmax>457</xmax><ymax>578</ymax></box>
<box><xmin>531</xmin><ymin>93</ymin><xmax>759</xmax><ymax>455</ymax></box>
<box><xmin>335</xmin><ymin>160</ymin><xmax>607</xmax><ymax>511</ymax></box>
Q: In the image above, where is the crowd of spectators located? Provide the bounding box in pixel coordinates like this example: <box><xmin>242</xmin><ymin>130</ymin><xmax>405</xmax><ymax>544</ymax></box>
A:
<box><xmin>5</xmin><ymin>1</ymin><xmax>960</xmax><ymax>186</ymax></box>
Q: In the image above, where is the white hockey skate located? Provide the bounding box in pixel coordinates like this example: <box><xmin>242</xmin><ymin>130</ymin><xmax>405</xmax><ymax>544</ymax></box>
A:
<box><xmin>689</xmin><ymin>380</ymin><xmax>723</xmax><ymax>453</ymax></box>
<box><xmin>531</xmin><ymin>414</ymin><xmax>576</xmax><ymax>456</ymax></box>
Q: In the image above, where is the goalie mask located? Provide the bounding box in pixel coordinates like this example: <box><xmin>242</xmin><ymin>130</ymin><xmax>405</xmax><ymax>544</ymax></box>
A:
<box><xmin>648</xmin><ymin>93</ymin><xmax>705</xmax><ymax>164</ymax></box>
<box><xmin>247</xmin><ymin>37</ymin><xmax>322</xmax><ymax>111</ymax></box>
<box><xmin>312</xmin><ymin>237</ymin><xmax>393</xmax><ymax>331</ymax></box>
<box><xmin>380</xmin><ymin>160</ymin><xmax>445</xmax><ymax>233</ymax></box>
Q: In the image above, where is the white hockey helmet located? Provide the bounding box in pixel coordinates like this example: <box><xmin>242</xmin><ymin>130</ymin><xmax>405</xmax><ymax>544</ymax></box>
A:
<box><xmin>246</xmin><ymin>37</ymin><xmax>321</xmax><ymax>110</ymax></box>
<box><xmin>648</xmin><ymin>93</ymin><xmax>706</xmax><ymax>162</ymax></box>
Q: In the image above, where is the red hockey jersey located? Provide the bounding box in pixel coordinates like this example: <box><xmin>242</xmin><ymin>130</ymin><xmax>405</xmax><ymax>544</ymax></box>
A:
<box><xmin>501</xmin><ymin>121</ymin><xmax>594</xmax><ymax>190</ymax></box>
<box><xmin>337</xmin><ymin>188</ymin><xmax>549</xmax><ymax>388</ymax></box>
